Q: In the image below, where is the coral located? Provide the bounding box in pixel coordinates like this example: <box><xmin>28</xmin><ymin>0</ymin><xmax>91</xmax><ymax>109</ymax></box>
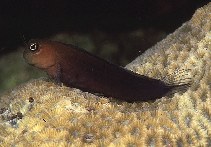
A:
<box><xmin>0</xmin><ymin>3</ymin><xmax>210</xmax><ymax>147</ymax></box>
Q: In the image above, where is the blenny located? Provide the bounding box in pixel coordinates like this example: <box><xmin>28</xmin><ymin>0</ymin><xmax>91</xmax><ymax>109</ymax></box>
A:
<box><xmin>23</xmin><ymin>39</ymin><xmax>190</xmax><ymax>102</ymax></box>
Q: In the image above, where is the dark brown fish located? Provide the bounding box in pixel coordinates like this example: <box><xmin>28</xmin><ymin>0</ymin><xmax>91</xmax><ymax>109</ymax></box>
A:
<box><xmin>23</xmin><ymin>39</ymin><xmax>190</xmax><ymax>102</ymax></box>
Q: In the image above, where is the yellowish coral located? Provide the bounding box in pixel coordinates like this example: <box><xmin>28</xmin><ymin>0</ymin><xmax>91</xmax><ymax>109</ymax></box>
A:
<box><xmin>0</xmin><ymin>3</ymin><xmax>210</xmax><ymax>147</ymax></box>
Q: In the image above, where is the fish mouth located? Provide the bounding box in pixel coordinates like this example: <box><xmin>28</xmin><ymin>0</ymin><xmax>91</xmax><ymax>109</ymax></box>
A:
<box><xmin>23</xmin><ymin>50</ymin><xmax>37</xmax><ymax>66</ymax></box>
<box><xmin>23</xmin><ymin>51</ymin><xmax>31</xmax><ymax>63</ymax></box>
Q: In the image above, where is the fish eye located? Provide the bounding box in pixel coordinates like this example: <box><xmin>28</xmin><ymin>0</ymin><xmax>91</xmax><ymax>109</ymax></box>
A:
<box><xmin>29</xmin><ymin>42</ymin><xmax>39</xmax><ymax>51</ymax></box>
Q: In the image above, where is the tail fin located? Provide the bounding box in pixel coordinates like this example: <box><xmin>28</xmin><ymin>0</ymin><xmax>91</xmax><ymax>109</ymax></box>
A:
<box><xmin>162</xmin><ymin>69</ymin><xmax>193</xmax><ymax>95</ymax></box>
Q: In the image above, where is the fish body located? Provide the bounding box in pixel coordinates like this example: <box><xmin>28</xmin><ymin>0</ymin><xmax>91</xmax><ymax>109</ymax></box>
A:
<box><xmin>23</xmin><ymin>39</ymin><xmax>189</xmax><ymax>102</ymax></box>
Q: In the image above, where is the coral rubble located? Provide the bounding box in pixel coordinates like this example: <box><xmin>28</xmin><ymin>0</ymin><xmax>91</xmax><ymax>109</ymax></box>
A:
<box><xmin>0</xmin><ymin>3</ymin><xmax>210</xmax><ymax>147</ymax></box>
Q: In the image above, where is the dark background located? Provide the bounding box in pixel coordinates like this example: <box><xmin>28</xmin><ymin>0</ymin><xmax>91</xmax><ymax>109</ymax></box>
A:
<box><xmin>0</xmin><ymin>0</ymin><xmax>209</xmax><ymax>64</ymax></box>
<box><xmin>0</xmin><ymin>0</ymin><xmax>209</xmax><ymax>94</ymax></box>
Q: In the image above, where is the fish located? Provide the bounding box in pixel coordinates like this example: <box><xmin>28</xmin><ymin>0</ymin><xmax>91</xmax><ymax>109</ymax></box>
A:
<box><xmin>23</xmin><ymin>39</ymin><xmax>191</xmax><ymax>102</ymax></box>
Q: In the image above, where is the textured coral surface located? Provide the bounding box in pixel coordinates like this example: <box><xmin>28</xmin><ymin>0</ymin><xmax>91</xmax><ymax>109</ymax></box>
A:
<box><xmin>0</xmin><ymin>3</ymin><xmax>210</xmax><ymax>147</ymax></box>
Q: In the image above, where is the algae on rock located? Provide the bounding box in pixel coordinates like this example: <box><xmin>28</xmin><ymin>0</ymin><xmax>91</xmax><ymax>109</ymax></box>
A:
<box><xmin>0</xmin><ymin>2</ymin><xmax>210</xmax><ymax>147</ymax></box>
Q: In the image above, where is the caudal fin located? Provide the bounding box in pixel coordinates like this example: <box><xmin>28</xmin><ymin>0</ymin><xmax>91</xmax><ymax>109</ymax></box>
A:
<box><xmin>162</xmin><ymin>68</ymin><xmax>193</xmax><ymax>95</ymax></box>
